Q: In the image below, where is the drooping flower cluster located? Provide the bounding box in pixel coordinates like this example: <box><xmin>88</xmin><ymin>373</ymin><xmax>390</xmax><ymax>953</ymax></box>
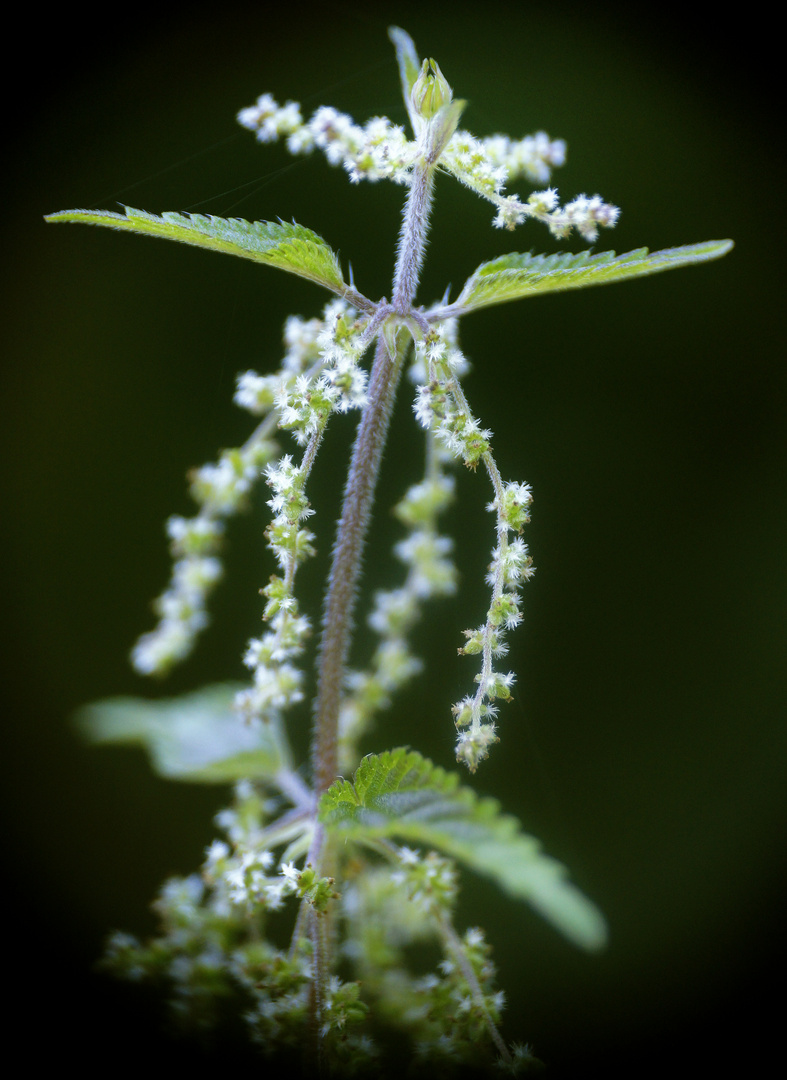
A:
<box><xmin>131</xmin><ymin>300</ymin><xmax>368</xmax><ymax>680</ymax></box>
<box><xmin>236</xmin><ymin>303</ymin><xmax>370</xmax><ymax>726</ymax></box>
<box><xmin>412</xmin><ymin>328</ymin><xmax>534</xmax><ymax>771</ymax></box>
<box><xmin>130</xmin><ymin>444</ymin><xmax>275</xmax><ymax>676</ymax></box>
<box><xmin>508</xmin><ymin>187</ymin><xmax>621</xmax><ymax>240</ymax></box>
<box><xmin>338</xmin><ymin>432</ymin><xmax>457</xmax><ymax>771</ymax></box>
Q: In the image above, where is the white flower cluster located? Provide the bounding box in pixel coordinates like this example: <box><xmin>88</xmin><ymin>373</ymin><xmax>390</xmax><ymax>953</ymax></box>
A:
<box><xmin>310</xmin><ymin>108</ymin><xmax>415</xmax><ymax>184</ymax></box>
<box><xmin>209</xmin><ymin>843</ymin><xmax>305</xmax><ymax>915</ymax></box>
<box><xmin>440</xmin><ymin>130</ymin><xmax>509</xmax><ymax>199</ymax></box>
<box><xmin>131</xmin><ymin>518</ymin><xmax>223</xmax><ymax>675</ymax></box>
<box><xmin>440</xmin><ymin>127</ymin><xmax>566</xmax><ymax>211</ymax></box>
<box><xmin>206</xmin><ymin>782</ymin><xmax>309</xmax><ymax>914</ymax></box>
<box><xmin>338</xmin><ymin>448</ymin><xmax>456</xmax><ymax>771</ymax></box>
<box><xmin>234</xmin><ymin>452</ymin><xmax>317</xmax><ymax>725</ymax></box>
<box><xmin>238</xmin><ymin>94</ymin><xmax>416</xmax><ymax>184</ymax></box>
<box><xmin>154</xmin><ymin>873</ymin><xmax>207</xmax><ymax>927</ymax></box>
<box><xmin>481</xmin><ymin>130</ymin><xmax>567</xmax><ymax>185</ymax></box>
<box><xmin>378</xmin><ymin>848</ymin><xmax>508</xmax><ymax>1067</ymax></box>
<box><xmin>237</xmin><ymin>92</ymin><xmax>619</xmax><ymax>241</ymax></box>
<box><xmin>233</xmin><ymin>311</ymin><xmax>325</xmax><ymax>416</ymax></box>
<box><xmin>390</xmin><ymin>846</ymin><xmax>458</xmax><ymax>916</ymax></box>
<box><xmin>265</xmin><ymin>453</ymin><xmax>316</xmax><ymax>575</ymax></box>
<box><xmin>315</xmin><ymin>312</ymin><xmax>369</xmax><ymax>412</ymax></box>
<box><xmin>235</xmin><ymin>610</ymin><xmax>310</xmax><ymax>725</ymax></box>
<box><xmin>412</xmin><ymin>329</ymin><xmax>490</xmax><ymax>469</ymax></box>
<box><xmin>392</xmin><ymin>490</ymin><xmax>456</xmax><ymax>599</ymax></box>
<box><xmin>453</xmin><ymin>476</ymin><xmax>534</xmax><ymax>772</ymax></box>
<box><xmin>204</xmin><ymin>839</ymin><xmax>297</xmax><ymax>914</ymax></box>
<box><xmin>446</xmin><ymin>132</ymin><xmax>618</xmax><ymax>235</ymax></box>
<box><xmin>338</xmin><ymin>845</ymin><xmax>511</xmax><ymax>1065</ymax></box>
<box><xmin>270</xmin><ymin>303</ymin><xmax>367</xmax><ymax>446</ymax></box>
<box><xmin>188</xmin><ymin>443</ymin><xmax>273</xmax><ymax>515</ymax></box>
<box><xmin>237</xmin><ymin>305</ymin><xmax>369</xmax><ymax>724</ymax></box>
<box><xmin>236</xmin><ymin>92</ymin><xmax>304</xmax><ymax>146</ymax></box>
<box><xmin>500</xmin><ymin>186</ymin><xmax>621</xmax><ymax>240</ymax></box>
<box><xmin>411</xmin><ymin>331</ymin><xmax>534</xmax><ymax>771</ymax></box>
<box><xmin>132</xmin><ymin>301</ymin><xmax>368</xmax><ymax>679</ymax></box>
<box><xmin>235</xmin><ymin>301</ymin><xmax>365</xmax><ymax>420</ymax></box>
<box><xmin>418</xmin><ymin>925</ymin><xmax>506</xmax><ymax>1057</ymax></box>
<box><xmin>131</xmin><ymin>435</ymin><xmax>276</xmax><ymax>676</ymax></box>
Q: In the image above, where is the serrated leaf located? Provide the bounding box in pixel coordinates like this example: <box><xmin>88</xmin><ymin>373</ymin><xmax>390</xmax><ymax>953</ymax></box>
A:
<box><xmin>452</xmin><ymin>239</ymin><xmax>734</xmax><ymax>314</ymax></box>
<box><xmin>319</xmin><ymin>748</ymin><xmax>607</xmax><ymax>950</ymax></box>
<box><xmin>46</xmin><ymin>206</ymin><xmax>348</xmax><ymax>295</ymax></box>
<box><xmin>75</xmin><ymin>683</ymin><xmax>290</xmax><ymax>782</ymax></box>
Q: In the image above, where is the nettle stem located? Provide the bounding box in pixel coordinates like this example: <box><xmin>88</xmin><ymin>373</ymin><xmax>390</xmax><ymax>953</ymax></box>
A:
<box><xmin>311</xmin><ymin>162</ymin><xmax>435</xmax><ymax>798</ymax></box>
<box><xmin>302</xmin><ymin>159</ymin><xmax>436</xmax><ymax>1062</ymax></box>
<box><xmin>303</xmin><ymin>162</ymin><xmax>435</xmax><ymax>1052</ymax></box>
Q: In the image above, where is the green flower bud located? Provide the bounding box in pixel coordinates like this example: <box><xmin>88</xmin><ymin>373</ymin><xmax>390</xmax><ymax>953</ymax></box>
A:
<box><xmin>411</xmin><ymin>58</ymin><xmax>453</xmax><ymax>120</ymax></box>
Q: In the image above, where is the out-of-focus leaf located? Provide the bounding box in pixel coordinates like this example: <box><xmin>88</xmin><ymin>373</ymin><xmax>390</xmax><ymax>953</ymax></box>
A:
<box><xmin>76</xmin><ymin>683</ymin><xmax>290</xmax><ymax>782</ymax></box>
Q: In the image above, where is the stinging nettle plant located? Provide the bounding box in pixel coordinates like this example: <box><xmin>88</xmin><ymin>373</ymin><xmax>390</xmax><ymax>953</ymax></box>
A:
<box><xmin>47</xmin><ymin>28</ymin><xmax>732</xmax><ymax>1075</ymax></box>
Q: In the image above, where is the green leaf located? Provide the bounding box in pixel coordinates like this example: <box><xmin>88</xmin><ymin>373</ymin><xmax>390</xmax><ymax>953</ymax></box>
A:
<box><xmin>426</xmin><ymin>99</ymin><xmax>467</xmax><ymax>165</ymax></box>
<box><xmin>45</xmin><ymin>206</ymin><xmax>348</xmax><ymax>295</ymax></box>
<box><xmin>388</xmin><ymin>27</ymin><xmax>421</xmax><ymax>131</ymax></box>
<box><xmin>452</xmin><ymin>239</ymin><xmax>734</xmax><ymax>314</ymax></box>
<box><xmin>75</xmin><ymin>683</ymin><xmax>290</xmax><ymax>782</ymax></box>
<box><xmin>319</xmin><ymin>748</ymin><xmax>607</xmax><ymax>951</ymax></box>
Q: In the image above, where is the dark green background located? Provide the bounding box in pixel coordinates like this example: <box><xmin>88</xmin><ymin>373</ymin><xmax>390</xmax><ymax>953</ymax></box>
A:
<box><xmin>4</xmin><ymin>2</ymin><xmax>783</xmax><ymax>1074</ymax></box>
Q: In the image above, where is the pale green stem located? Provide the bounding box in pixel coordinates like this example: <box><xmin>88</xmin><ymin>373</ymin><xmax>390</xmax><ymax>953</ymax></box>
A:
<box><xmin>447</xmin><ymin>376</ymin><xmax>510</xmax><ymax>724</ymax></box>
<box><xmin>476</xmin><ymin>447</ymin><xmax>508</xmax><ymax>706</ymax></box>
<box><xmin>282</xmin><ymin>422</ymin><xmax>327</xmax><ymax>594</ymax></box>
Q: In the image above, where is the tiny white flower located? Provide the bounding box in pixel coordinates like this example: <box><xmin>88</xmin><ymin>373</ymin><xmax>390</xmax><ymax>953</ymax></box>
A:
<box><xmin>397</xmin><ymin>846</ymin><xmax>421</xmax><ymax>866</ymax></box>
<box><xmin>205</xmin><ymin>840</ymin><xmax>230</xmax><ymax>865</ymax></box>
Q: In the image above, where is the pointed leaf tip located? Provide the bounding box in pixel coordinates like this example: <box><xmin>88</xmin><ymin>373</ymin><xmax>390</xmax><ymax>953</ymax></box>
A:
<box><xmin>450</xmin><ymin>239</ymin><xmax>734</xmax><ymax>315</ymax></box>
<box><xmin>388</xmin><ymin>26</ymin><xmax>421</xmax><ymax>93</ymax></box>
<box><xmin>46</xmin><ymin>206</ymin><xmax>348</xmax><ymax>296</ymax></box>
<box><xmin>389</xmin><ymin>27</ymin><xmax>422</xmax><ymax>133</ymax></box>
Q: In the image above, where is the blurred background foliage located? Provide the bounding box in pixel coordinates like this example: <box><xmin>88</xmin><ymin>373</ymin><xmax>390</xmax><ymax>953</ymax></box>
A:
<box><xmin>3</xmin><ymin>1</ymin><xmax>784</xmax><ymax>1075</ymax></box>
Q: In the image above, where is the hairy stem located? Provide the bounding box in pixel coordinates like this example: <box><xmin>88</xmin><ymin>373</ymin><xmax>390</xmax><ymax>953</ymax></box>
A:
<box><xmin>302</xmin><ymin>161</ymin><xmax>435</xmax><ymax>1054</ymax></box>
<box><xmin>392</xmin><ymin>164</ymin><xmax>434</xmax><ymax>313</ymax></box>
<box><xmin>309</xmin><ymin>331</ymin><xmax>402</xmax><ymax>796</ymax></box>
<box><xmin>311</xmin><ymin>163</ymin><xmax>435</xmax><ymax>799</ymax></box>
